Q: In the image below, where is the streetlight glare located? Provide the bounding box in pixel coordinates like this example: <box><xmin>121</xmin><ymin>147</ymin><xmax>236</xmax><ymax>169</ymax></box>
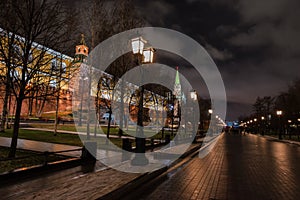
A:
<box><xmin>276</xmin><ymin>110</ymin><xmax>283</xmax><ymax>116</ymax></box>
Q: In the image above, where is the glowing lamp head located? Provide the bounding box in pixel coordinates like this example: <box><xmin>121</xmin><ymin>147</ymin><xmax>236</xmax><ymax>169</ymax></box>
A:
<box><xmin>131</xmin><ymin>37</ymin><xmax>146</xmax><ymax>54</ymax></box>
<box><xmin>143</xmin><ymin>47</ymin><xmax>154</xmax><ymax>63</ymax></box>
<box><xmin>190</xmin><ymin>90</ymin><xmax>197</xmax><ymax>101</ymax></box>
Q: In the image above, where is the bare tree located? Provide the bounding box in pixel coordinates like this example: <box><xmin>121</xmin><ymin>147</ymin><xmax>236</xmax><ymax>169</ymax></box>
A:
<box><xmin>78</xmin><ymin>0</ymin><xmax>144</xmax><ymax>137</ymax></box>
<box><xmin>0</xmin><ymin>1</ymin><xmax>18</xmax><ymax>132</ymax></box>
<box><xmin>0</xmin><ymin>0</ymin><xmax>71</xmax><ymax>157</ymax></box>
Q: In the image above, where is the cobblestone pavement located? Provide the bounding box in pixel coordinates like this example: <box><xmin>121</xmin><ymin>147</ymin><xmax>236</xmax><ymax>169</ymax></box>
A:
<box><xmin>0</xmin><ymin>163</ymin><xmax>140</xmax><ymax>200</ymax></box>
<box><xmin>143</xmin><ymin>133</ymin><xmax>300</xmax><ymax>200</ymax></box>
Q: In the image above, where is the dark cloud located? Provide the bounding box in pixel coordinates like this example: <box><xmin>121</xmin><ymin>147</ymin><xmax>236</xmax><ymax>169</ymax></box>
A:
<box><xmin>134</xmin><ymin>0</ymin><xmax>300</xmax><ymax>120</ymax></box>
<box><xmin>64</xmin><ymin>0</ymin><xmax>300</xmax><ymax>120</ymax></box>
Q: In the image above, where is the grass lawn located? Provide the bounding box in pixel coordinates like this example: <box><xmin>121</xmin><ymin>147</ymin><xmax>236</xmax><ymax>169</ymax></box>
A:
<box><xmin>0</xmin><ymin>123</ymin><xmax>181</xmax><ymax>152</ymax></box>
<box><xmin>1</xmin><ymin>129</ymin><xmax>84</xmax><ymax>147</ymax></box>
<box><xmin>0</xmin><ymin>128</ymin><xmax>135</xmax><ymax>149</ymax></box>
<box><xmin>27</xmin><ymin>123</ymin><xmax>176</xmax><ymax>140</ymax></box>
<box><xmin>29</xmin><ymin>123</ymin><xmax>120</xmax><ymax>135</ymax></box>
<box><xmin>0</xmin><ymin>146</ymin><xmax>69</xmax><ymax>173</ymax></box>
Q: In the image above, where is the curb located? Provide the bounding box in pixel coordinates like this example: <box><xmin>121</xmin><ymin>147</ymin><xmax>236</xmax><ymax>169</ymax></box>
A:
<box><xmin>98</xmin><ymin>134</ymin><xmax>221</xmax><ymax>200</ymax></box>
<box><xmin>0</xmin><ymin>157</ymin><xmax>84</xmax><ymax>184</ymax></box>
<box><xmin>252</xmin><ymin>134</ymin><xmax>300</xmax><ymax>147</ymax></box>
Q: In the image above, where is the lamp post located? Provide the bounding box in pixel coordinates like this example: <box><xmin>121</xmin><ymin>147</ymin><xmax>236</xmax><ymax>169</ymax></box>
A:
<box><xmin>261</xmin><ymin>116</ymin><xmax>265</xmax><ymax>136</ymax></box>
<box><xmin>78</xmin><ymin>76</ymin><xmax>88</xmax><ymax>127</ymax></box>
<box><xmin>276</xmin><ymin>110</ymin><xmax>283</xmax><ymax>140</ymax></box>
<box><xmin>298</xmin><ymin>118</ymin><xmax>300</xmax><ymax>140</ymax></box>
<box><xmin>208</xmin><ymin>109</ymin><xmax>213</xmax><ymax>135</ymax></box>
<box><xmin>288</xmin><ymin>120</ymin><xmax>292</xmax><ymax>139</ymax></box>
<box><xmin>254</xmin><ymin>118</ymin><xmax>257</xmax><ymax>134</ymax></box>
<box><xmin>190</xmin><ymin>90</ymin><xmax>197</xmax><ymax>142</ymax></box>
<box><xmin>130</xmin><ymin>37</ymin><xmax>154</xmax><ymax>166</ymax></box>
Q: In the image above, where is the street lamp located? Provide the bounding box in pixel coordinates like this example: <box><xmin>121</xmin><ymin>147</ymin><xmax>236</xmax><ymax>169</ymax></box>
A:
<box><xmin>143</xmin><ymin>47</ymin><xmax>154</xmax><ymax>63</ymax></box>
<box><xmin>131</xmin><ymin>37</ymin><xmax>146</xmax><ymax>54</ymax></box>
<box><xmin>276</xmin><ymin>110</ymin><xmax>283</xmax><ymax>139</ymax></box>
<box><xmin>130</xmin><ymin>36</ymin><xmax>154</xmax><ymax>166</ymax></box>
<box><xmin>190</xmin><ymin>90</ymin><xmax>197</xmax><ymax>142</ymax></box>
<box><xmin>261</xmin><ymin>116</ymin><xmax>265</xmax><ymax>135</ymax></box>
<box><xmin>190</xmin><ymin>90</ymin><xmax>197</xmax><ymax>101</ymax></box>
<box><xmin>78</xmin><ymin>76</ymin><xmax>89</xmax><ymax>127</ymax></box>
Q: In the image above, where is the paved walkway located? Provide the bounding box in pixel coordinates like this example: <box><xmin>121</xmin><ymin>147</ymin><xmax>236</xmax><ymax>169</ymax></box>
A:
<box><xmin>143</xmin><ymin>133</ymin><xmax>300</xmax><ymax>200</ymax></box>
<box><xmin>0</xmin><ymin>137</ymin><xmax>82</xmax><ymax>157</ymax></box>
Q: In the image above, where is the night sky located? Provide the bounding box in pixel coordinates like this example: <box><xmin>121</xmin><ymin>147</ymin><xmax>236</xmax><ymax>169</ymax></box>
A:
<box><xmin>69</xmin><ymin>0</ymin><xmax>300</xmax><ymax>120</ymax></box>
<box><xmin>134</xmin><ymin>0</ymin><xmax>300</xmax><ymax>120</ymax></box>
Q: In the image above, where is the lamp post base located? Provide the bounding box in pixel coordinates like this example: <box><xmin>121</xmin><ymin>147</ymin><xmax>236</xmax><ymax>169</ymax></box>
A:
<box><xmin>131</xmin><ymin>154</ymin><xmax>149</xmax><ymax>166</ymax></box>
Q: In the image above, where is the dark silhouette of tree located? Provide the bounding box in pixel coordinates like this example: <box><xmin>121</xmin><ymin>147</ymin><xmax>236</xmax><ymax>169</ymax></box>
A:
<box><xmin>0</xmin><ymin>0</ymin><xmax>71</xmax><ymax>157</ymax></box>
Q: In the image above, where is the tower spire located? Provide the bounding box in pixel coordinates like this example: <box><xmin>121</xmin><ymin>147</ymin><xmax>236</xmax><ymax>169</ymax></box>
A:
<box><xmin>80</xmin><ymin>33</ymin><xmax>86</xmax><ymax>46</ymax></box>
<box><xmin>74</xmin><ymin>34</ymin><xmax>89</xmax><ymax>63</ymax></box>
<box><xmin>174</xmin><ymin>66</ymin><xmax>182</xmax><ymax>101</ymax></box>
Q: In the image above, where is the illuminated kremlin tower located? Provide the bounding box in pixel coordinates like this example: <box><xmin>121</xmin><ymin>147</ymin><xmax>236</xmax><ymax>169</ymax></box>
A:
<box><xmin>173</xmin><ymin>66</ymin><xmax>182</xmax><ymax>124</ymax></box>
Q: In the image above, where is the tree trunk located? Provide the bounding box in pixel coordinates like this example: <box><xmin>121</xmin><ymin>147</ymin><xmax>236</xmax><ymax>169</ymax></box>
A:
<box><xmin>86</xmin><ymin>76</ymin><xmax>91</xmax><ymax>140</ymax></box>
<box><xmin>54</xmin><ymin>91</ymin><xmax>60</xmax><ymax>136</ymax></box>
<box><xmin>107</xmin><ymin>90</ymin><xmax>115</xmax><ymax>140</ymax></box>
<box><xmin>0</xmin><ymin>83</ymin><xmax>10</xmax><ymax>132</ymax></box>
<box><xmin>118</xmin><ymin>79</ymin><xmax>124</xmax><ymax>136</ymax></box>
<box><xmin>107</xmin><ymin>109</ymin><xmax>112</xmax><ymax>139</ymax></box>
<box><xmin>8</xmin><ymin>97</ymin><xmax>23</xmax><ymax>158</ymax></box>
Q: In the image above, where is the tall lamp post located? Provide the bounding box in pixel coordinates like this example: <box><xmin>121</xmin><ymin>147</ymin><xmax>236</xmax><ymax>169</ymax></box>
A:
<box><xmin>190</xmin><ymin>90</ymin><xmax>197</xmax><ymax>142</ymax></box>
<box><xmin>131</xmin><ymin>37</ymin><xmax>154</xmax><ymax>166</ymax></box>
<box><xmin>78</xmin><ymin>76</ymin><xmax>88</xmax><ymax>126</ymax></box>
<box><xmin>208</xmin><ymin>109</ymin><xmax>213</xmax><ymax>135</ymax></box>
<box><xmin>276</xmin><ymin>110</ymin><xmax>283</xmax><ymax>140</ymax></box>
<box><xmin>254</xmin><ymin>118</ymin><xmax>257</xmax><ymax>134</ymax></box>
<box><xmin>261</xmin><ymin>116</ymin><xmax>265</xmax><ymax>136</ymax></box>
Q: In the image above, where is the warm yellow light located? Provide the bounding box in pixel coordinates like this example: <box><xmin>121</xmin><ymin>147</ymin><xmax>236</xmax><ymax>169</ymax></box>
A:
<box><xmin>261</xmin><ymin>116</ymin><xmax>265</xmax><ymax>120</ymax></box>
<box><xmin>208</xmin><ymin>109</ymin><xmax>213</xmax><ymax>114</ymax></box>
<box><xmin>276</xmin><ymin>110</ymin><xmax>282</xmax><ymax>116</ymax></box>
